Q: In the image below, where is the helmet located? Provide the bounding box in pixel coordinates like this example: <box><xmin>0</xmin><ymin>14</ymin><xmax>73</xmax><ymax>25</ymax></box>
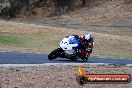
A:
<box><xmin>84</xmin><ymin>34</ymin><xmax>92</xmax><ymax>41</ymax></box>
<box><xmin>66</xmin><ymin>35</ymin><xmax>70</xmax><ymax>38</ymax></box>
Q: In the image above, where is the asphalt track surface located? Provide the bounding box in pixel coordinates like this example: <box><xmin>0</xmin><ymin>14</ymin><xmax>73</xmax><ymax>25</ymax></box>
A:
<box><xmin>0</xmin><ymin>52</ymin><xmax>132</xmax><ymax>64</ymax></box>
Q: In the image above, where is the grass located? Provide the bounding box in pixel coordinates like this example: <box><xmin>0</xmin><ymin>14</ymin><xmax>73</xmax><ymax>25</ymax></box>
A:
<box><xmin>21</xmin><ymin>34</ymin><xmax>64</xmax><ymax>53</ymax></box>
<box><xmin>0</xmin><ymin>34</ymin><xmax>63</xmax><ymax>53</ymax></box>
<box><xmin>0</xmin><ymin>34</ymin><xmax>26</xmax><ymax>46</ymax></box>
<box><xmin>0</xmin><ymin>20</ymin><xmax>131</xmax><ymax>59</ymax></box>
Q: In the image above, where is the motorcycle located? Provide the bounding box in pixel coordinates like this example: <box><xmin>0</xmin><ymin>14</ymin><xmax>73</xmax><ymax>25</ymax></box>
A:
<box><xmin>48</xmin><ymin>35</ymin><xmax>91</xmax><ymax>62</ymax></box>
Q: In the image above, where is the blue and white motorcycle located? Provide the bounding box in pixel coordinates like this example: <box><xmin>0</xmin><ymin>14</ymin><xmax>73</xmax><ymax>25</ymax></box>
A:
<box><xmin>48</xmin><ymin>35</ymin><xmax>90</xmax><ymax>62</ymax></box>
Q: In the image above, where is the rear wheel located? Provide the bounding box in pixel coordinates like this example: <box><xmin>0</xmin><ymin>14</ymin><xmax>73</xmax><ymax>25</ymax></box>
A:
<box><xmin>81</xmin><ymin>55</ymin><xmax>89</xmax><ymax>62</ymax></box>
<box><xmin>48</xmin><ymin>48</ymin><xmax>64</xmax><ymax>60</ymax></box>
<box><xmin>82</xmin><ymin>57</ymin><xmax>88</xmax><ymax>62</ymax></box>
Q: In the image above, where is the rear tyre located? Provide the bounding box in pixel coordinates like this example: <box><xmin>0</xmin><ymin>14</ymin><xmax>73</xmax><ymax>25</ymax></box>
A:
<box><xmin>82</xmin><ymin>57</ymin><xmax>88</xmax><ymax>62</ymax></box>
<box><xmin>81</xmin><ymin>55</ymin><xmax>89</xmax><ymax>62</ymax></box>
<box><xmin>48</xmin><ymin>48</ymin><xmax>64</xmax><ymax>60</ymax></box>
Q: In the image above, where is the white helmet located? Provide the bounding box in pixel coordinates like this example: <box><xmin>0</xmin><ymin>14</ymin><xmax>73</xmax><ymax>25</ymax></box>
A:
<box><xmin>84</xmin><ymin>34</ymin><xmax>92</xmax><ymax>40</ymax></box>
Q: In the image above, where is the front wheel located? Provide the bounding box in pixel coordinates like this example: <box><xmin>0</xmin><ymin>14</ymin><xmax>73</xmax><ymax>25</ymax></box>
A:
<box><xmin>48</xmin><ymin>48</ymin><xmax>64</xmax><ymax>60</ymax></box>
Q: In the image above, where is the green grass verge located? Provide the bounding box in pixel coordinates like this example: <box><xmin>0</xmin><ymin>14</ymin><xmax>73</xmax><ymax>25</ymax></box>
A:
<box><xmin>0</xmin><ymin>34</ymin><xmax>26</xmax><ymax>46</ymax></box>
<box><xmin>0</xmin><ymin>33</ymin><xmax>63</xmax><ymax>53</ymax></box>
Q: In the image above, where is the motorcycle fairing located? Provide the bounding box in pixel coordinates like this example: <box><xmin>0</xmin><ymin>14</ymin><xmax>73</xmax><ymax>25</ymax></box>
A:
<box><xmin>60</xmin><ymin>36</ymin><xmax>79</xmax><ymax>54</ymax></box>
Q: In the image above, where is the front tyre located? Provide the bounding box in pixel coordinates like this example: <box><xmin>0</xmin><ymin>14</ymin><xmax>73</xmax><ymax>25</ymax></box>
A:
<box><xmin>48</xmin><ymin>48</ymin><xmax>63</xmax><ymax>60</ymax></box>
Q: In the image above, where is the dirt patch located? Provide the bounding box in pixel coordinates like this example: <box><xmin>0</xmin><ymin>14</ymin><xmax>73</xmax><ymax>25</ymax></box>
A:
<box><xmin>0</xmin><ymin>64</ymin><xmax>132</xmax><ymax>88</ymax></box>
<box><xmin>35</xmin><ymin>0</ymin><xmax>132</xmax><ymax>25</ymax></box>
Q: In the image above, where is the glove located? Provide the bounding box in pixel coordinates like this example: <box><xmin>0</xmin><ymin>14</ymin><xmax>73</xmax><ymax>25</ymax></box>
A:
<box><xmin>86</xmin><ymin>48</ymin><xmax>92</xmax><ymax>52</ymax></box>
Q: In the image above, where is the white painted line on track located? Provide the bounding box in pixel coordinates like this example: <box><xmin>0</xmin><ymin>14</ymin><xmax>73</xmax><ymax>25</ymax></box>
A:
<box><xmin>0</xmin><ymin>63</ymin><xmax>132</xmax><ymax>67</ymax></box>
<box><xmin>0</xmin><ymin>51</ymin><xmax>7</xmax><ymax>52</ymax></box>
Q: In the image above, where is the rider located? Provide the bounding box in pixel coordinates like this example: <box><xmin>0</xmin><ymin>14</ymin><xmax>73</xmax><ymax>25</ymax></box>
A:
<box><xmin>82</xmin><ymin>34</ymin><xmax>94</xmax><ymax>54</ymax></box>
<box><xmin>66</xmin><ymin>34</ymin><xmax>94</xmax><ymax>54</ymax></box>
